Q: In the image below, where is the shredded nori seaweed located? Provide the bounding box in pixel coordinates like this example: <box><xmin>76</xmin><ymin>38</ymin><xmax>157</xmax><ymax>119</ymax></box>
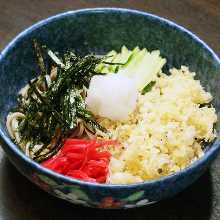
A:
<box><xmin>16</xmin><ymin>41</ymin><xmax>110</xmax><ymax>161</ymax></box>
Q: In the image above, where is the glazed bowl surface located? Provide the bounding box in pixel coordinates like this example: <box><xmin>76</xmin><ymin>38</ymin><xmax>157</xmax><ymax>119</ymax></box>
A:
<box><xmin>0</xmin><ymin>8</ymin><xmax>220</xmax><ymax>209</ymax></box>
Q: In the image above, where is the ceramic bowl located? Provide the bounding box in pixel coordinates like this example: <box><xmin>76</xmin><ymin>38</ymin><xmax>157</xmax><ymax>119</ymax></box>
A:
<box><xmin>0</xmin><ymin>8</ymin><xmax>220</xmax><ymax>209</ymax></box>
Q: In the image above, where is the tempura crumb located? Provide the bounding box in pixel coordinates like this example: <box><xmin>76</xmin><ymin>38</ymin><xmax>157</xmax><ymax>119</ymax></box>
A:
<box><xmin>99</xmin><ymin>66</ymin><xmax>217</xmax><ymax>184</ymax></box>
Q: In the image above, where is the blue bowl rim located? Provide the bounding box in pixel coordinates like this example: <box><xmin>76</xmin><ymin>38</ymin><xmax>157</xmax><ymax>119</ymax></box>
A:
<box><xmin>0</xmin><ymin>7</ymin><xmax>220</xmax><ymax>189</ymax></box>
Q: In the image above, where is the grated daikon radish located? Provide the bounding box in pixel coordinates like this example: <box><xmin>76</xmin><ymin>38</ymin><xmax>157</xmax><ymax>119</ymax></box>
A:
<box><xmin>86</xmin><ymin>74</ymin><xmax>138</xmax><ymax>121</ymax></box>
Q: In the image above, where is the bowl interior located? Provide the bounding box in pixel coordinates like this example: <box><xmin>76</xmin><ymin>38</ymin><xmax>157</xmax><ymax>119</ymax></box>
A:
<box><xmin>0</xmin><ymin>8</ymin><xmax>220</xmax><ymax>151</ymax></box>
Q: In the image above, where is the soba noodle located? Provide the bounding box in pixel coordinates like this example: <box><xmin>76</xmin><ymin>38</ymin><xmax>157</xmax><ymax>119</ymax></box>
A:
<box><xmin>6</xmin><ymin>70</ymin><xmax>94</xmax><ymax>160</ymax></box>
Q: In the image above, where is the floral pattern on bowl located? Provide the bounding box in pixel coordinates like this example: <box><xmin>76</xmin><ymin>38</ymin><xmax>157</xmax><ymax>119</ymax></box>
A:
<box><xmin>32</xmin><ymin>173</ymin><xmax>156</xmax><ymax>208</ymax></box>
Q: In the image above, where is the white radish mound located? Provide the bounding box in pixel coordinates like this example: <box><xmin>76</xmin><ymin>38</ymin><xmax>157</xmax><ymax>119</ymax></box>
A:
<box><xmin>86</xmin><ymin>74</ymin><xmax>138</xmax><ymax>121</ymax></box>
